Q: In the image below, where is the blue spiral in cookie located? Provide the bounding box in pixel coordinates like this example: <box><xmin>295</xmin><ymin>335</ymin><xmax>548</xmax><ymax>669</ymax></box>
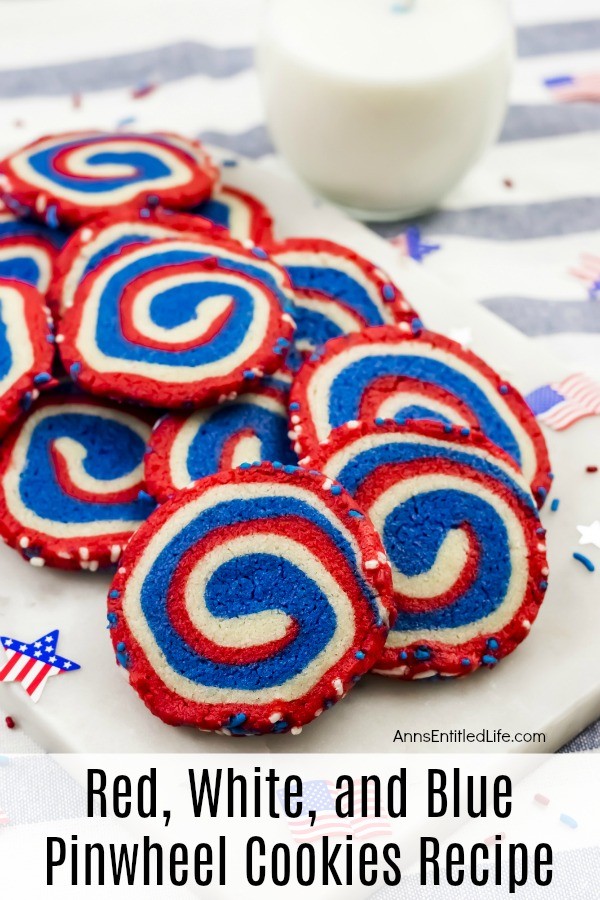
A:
<box><xmin>0</xmin><ymin>397</ymin><xmax>155</xmax><ymax>567</ymax></box>
<box><xmin>57</xmin><ymin>217</ymin><xmax>201</xmax><ymax>314</ymax></box>
<box><xmin>146</xmin><ymin>380</ymin><xmax>296</xmax><ymax>499</ymax></box>
<box><xmin>109</xmin><ymin>466</ymin><xmax>392</xmax><ymax>732</ymax></box>
<box><xmin>292</xmin><ymin>328</ymin><xmax>550</xmax><ymax>500</ymax></box>
<box><xmin>183</xmin><ymin>400</ymin><xmax>296</xmax><ymax>477</ymax></box>
<box><xmin>271</xmin><ymin>240</ymin><xmax>415</xmax><ymax>368</ymax></box>
<box><xmin>0</xmin><ymin>213</ymin><xmax>66</xmax><ymax>293</ymax></box>
<box><xmin>19</xmin><ymin>133</ymin><xmax>201</xmax><ymax>197</ymax></box>
<box><xmin>320</xmin><ymin>421</ymin><xmax>547</xmax><ymax>677</ymax></box>
<box><xmin>1</xmin><ymin>132</ymin><xmax>216</xmax><ymax>227</ymax></box>
<box><xmin>59</xmin><ymin>237</ymin><xmax>296</xmax><ymax>406</ymax></box>
<box><xmin>0</xmin><ymin>290</ymin><xmax>22</xmax><ymax>387</ymax></box>
<box><xmin>333</xmin><ymin>356</ymin><xmax>519</xmax><ymax>460</ymax></box>
<box><xmin>191</xmin><ymin>185</ymin><xmax>273</xmax><ymax>244</ymax></box>
<box><xmin>82</xmin><ymin>229</ymin><xmax>161</xmax><ymax>279</ymax></box>
<box><xmin>0</xmin><ymin>279</ymin><xmax>55</xmax><ymax>437</ymax></box>
<box><xmin>19</xmin><ymin>405</ymin><xmax>151</xmax><ymax>523</ymax></box>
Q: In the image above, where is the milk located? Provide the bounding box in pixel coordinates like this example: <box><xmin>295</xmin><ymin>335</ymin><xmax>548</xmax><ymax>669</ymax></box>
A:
<box><xmin>258</xmin><ymin>0</ymin><xmax>514</xmax><ymax>220</ymax></box>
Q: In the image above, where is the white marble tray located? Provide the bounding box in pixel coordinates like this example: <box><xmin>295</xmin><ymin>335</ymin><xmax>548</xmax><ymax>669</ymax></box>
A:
<box><xmin>1</xmin><ymin>153</ymin><xmax>599</xmax><ymax>754</ymax></box>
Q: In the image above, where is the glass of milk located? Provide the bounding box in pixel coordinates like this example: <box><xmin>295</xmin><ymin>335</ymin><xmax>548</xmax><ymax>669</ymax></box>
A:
<box><xmin>257</xmin><ymin>0</ymin><xmax>514</xmax><ymax>220</ymax></box>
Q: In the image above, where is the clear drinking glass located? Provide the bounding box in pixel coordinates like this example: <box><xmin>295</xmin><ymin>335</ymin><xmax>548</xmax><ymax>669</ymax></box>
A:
<box><xmin>257</xmin><ymin>0</ymin><xmax>514</xmax><ymax>221</ymax></box>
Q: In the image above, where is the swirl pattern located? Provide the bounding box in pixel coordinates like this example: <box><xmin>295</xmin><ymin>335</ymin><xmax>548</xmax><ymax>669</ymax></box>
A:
<box><xmin>0</xmin><ymin>131</ymin><xmax>217</xmax><ymax>227</ymax></box>
<box><xmin>192</xmin><ymin>184</ymin><xmax>274</xmax><ymax>245</ymax></box>
<box><xmin>107</xmin><ymin>463</ymin><xmax>393</xmax><ymax>734</ymax></box>
<box><xmin>58</xmin><ymin>235</ymin><xmax>296</xmax><ymax>408</ymax></box>
<box><xmin>319</xmin><ymin>420</ymin><xmax>548</xmax><ymax>679</ymax></box>
<box><xmin>50</xmin><ymin>209</ymin><xmax>219</xmax><ymax>316</ymax></box>
<box><xmin>146</xmin><ymin>374</ymin><xmax>296</xmax><ymax>502</ymax></box>
<box><xmin>0</xmin><ymin>205</ymin><xmax>66</xmax><ymax>295</ymax></box>
<box><xmin>271</xmin><ymin>238</ymin><xmax>418</xmax><ymax>369</ymax></box>
<box><xmin>0</xmin><ymin>278</ymin><xmax>55</xmax><ymax>437</ymax></box>
<box><xmin>290</xmin><ymin>325</ymin><xmax>552</xmax><ymax>505</ymax></box>
<box><xmin>0</xmin><ymin>395</ymin><xmax>155</xmax><ymax>570</ymax></box>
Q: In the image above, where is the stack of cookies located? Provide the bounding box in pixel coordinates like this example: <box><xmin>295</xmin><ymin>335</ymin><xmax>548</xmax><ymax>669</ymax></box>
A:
<box><xmin>0</xmin><ymin>131</ymin><xmax>551</xmax><ymax>735</ymax></box>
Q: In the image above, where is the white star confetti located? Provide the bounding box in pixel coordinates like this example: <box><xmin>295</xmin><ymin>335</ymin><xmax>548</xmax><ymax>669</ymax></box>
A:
<box><xmin>577</xmin><ymin>521</ymin><xmax>600</xmax><ymax>550</ymax></box>
<box><xmin>448</xmin><ymin>327</ymin><xmax>473</xmax><ymax>348</ymax></box>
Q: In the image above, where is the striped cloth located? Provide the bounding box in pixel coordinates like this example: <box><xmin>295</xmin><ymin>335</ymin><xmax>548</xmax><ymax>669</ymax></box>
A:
<box><xmin>0</xmin><ymin>0</ymin><xmax>598</xmax><ymax>752</ymax></box>
<box><xmin>0</xmin><ymin>0</ymin><xmax>596</xmax><ymax>379</ymax></box>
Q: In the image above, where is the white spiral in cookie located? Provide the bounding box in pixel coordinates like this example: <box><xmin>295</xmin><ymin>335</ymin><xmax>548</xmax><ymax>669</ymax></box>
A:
<box><xmin>191</xmin><ymin>184</ymin><xmax>274</xmax><ymax>244</ymax></box>
<box><xmin>291</xmin><ymin>326</ymin><xmax>552</xmax><ymax>504</ymax></box>
<box><xmin>0</xmin><ymin>396</ymin><xmax>155</xmax><ymax>570</ymax></box>
<box><xmin>320</xmin><ymin>421</ymin><xmax>548</xmax><ymax>678</ymax></box>
<box><xmin>0</xmin><ymin>211</ymin><xmax>64</xmax><ymax>293</ymax></box>
<box><xmin>7</xmin><ymin>132</ymin><xmax>212</xmax><ymax>207</ymax></box>
<box><xmin>59</xmin><ymin>237</ymin><xmax>296</xmax><ymax>406</ymax></box>
<box><xmin>56</xmin><ymin>216</ymin><xmax>205</xmax><ymax>314</ymax></box>
<box><xmin>146</xmin><ymin>377</ymin><xmax>296</xmax><ymax>499</ymax></box>
<box><xmin>108</xmin><ymin>467</ymin><xmax>392</xmax><ymax>733</ymax></box>
<box><xmin>0</xmin><ymin>279</ymin><xmax>54</xmax><ymax>437</ymax></box>
<box><xmin>271</xmin><ymin>238</ymin><xmax>417</xmax><ymax>369</ymax></box>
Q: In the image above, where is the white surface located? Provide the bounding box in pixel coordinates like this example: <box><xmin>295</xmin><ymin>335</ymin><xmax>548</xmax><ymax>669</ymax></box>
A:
<box><xmin>257</xmin><ymin>0</ymin><xmax>513</xmax><ymax>216</ymax></box>
<box><xmin>0</xmin><ymin>154</ymin><xmax>599</xmax><ymax>754</ymax></box>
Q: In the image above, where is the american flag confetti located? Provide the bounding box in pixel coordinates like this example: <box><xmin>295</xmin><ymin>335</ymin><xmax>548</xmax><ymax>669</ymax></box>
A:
<box><xmin>0</xmin><ymin>630</ymin><xmax>80</xmax><ymax>703</ymax></box>
<box><xmin>525</xmin><ymin>373</ymin><xmax>600</xmax><ymax>431</ymax></box>
<box><xmin>569</xmin><ymin>252</ymin><xmax>600</xmax><ymax>300</ymax></box>
<box><xmin>277</xmin><ymin>780</ymin><xmax>393</xmax><ymax>844</ymax></box>
<box><xmin>390</xmin><ymin>227</ymin><xmax>440</xmax><ymax>262</ymax></box>
<box><xmin>544</xmin><ymin>72</ymin><xmax>600</xmax><ymax>103</ymax></box>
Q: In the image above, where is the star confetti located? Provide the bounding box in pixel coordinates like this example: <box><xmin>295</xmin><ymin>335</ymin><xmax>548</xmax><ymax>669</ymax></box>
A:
<box><xmin>390</xmin><ymin>227</ymin><xmax>440</xmax><ymax>262</ymax></box>
<box><xmin>0</xmin><ymin>630</ymin><xmax>80</xmax><ymax>703</ymax></box>
<box><xmin>577</xmin><ymin>521</ymin><xmax>600</xmax><ymax>550</ymax></box>
<box><xmin>448</xmin><ymin>327</ymin><xmax>473</xmax><ymax>348</ymax></box>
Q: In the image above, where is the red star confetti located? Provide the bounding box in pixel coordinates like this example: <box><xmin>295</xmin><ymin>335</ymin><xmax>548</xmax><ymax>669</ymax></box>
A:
<box><xmin>0</xmin><ymin>630</ymin><xmax>80</xmax><ymax>703</ymax></box>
